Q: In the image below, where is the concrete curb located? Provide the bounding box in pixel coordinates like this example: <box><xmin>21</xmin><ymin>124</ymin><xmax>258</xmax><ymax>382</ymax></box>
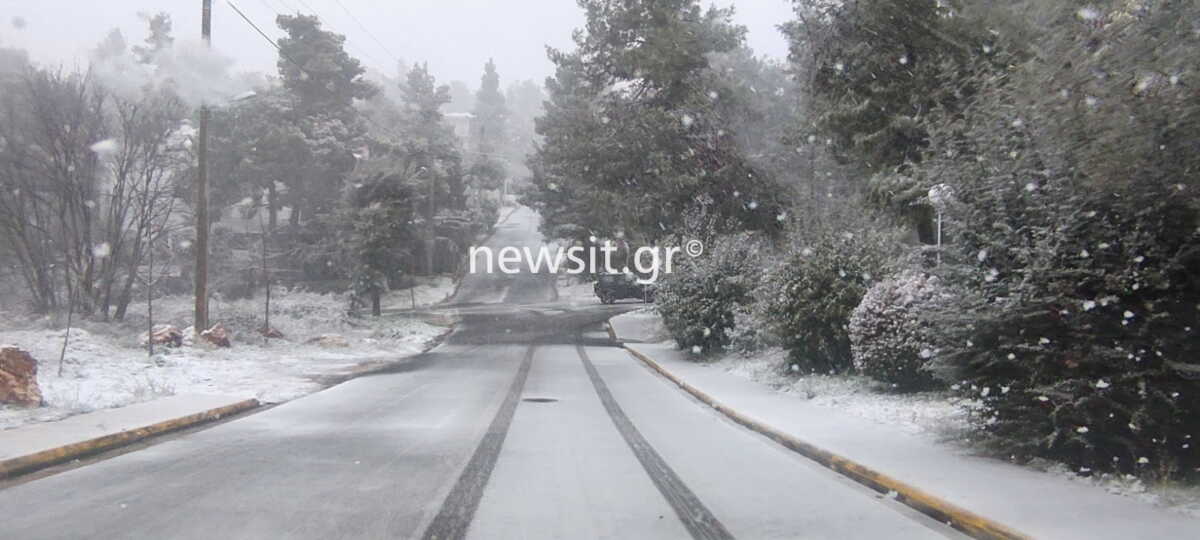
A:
<box><xmin>617</xmin><ymin>340</ymin><xmax>1031</xmax><ymax>540</ymax></box>
<box><xmin>0</xmin><ymin>398</ymin><xmax>260</xmax><ymax>479</ymax></box>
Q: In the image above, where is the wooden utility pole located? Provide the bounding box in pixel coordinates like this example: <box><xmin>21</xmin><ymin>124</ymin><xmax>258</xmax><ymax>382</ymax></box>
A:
<box><xmin>194</xmin><ymin>0</ymin><xmax>212</xmax><ymax>333</ymax></box>
<box><xmin>427</xmin><ymin>172</ymin><xmax>436</xmax><ymax>275</ymax></box>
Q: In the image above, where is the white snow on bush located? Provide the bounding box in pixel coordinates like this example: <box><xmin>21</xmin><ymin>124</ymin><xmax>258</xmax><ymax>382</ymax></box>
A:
<box><xmin>848</xmin><ymin>270</ymin><xmax>942</xmax><ymax>389</ymax></box>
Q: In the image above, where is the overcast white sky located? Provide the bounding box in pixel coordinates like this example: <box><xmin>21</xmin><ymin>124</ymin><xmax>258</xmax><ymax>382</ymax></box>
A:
<box><xmin>0</xmin><ymin>0</ymin><xmax>794</xmax><ymax>86</ymax></box>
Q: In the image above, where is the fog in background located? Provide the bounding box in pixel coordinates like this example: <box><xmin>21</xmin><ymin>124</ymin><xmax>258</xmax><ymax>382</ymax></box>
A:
<box><xmin>0</xmin><ymin>0</ymin><xmax>794</xmax><ymax>87</ymax></box>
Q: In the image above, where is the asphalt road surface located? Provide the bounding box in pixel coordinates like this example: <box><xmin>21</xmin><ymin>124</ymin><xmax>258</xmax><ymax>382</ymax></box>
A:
<box><xmin>0</xmin><ymin>208</ymin><xmax>966</xmax><ymax>539</ymax></box>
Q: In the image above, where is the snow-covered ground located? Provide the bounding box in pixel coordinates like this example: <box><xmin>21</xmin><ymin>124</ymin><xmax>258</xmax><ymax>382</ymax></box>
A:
<box><xmin>615</xmin><ymin>307</ymin><xmax>1200</xmax><ymax>518</ymax></box>
<box><xmin>381</xmin><ymin>275</ymin><xmax>457</xmax><ymax>310</ymax></box>
<box><xmin>717</xmin><ymin>348</ymin><xmax>971</xmax><ymax>439</ymax></box>
<box><xmin>0</xmin><ymin>278</ymin><xmax>456</xmax><ymax>431</ymax></box>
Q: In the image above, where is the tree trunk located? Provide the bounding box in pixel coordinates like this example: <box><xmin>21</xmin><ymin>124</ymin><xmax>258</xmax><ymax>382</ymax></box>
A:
<box><xmin>113</xmin><ymin>261</ymin><xmax>138</xmax><ymax>321</ymax></box>
<box><xmin>268</xmin><ymin>183</ymin><xmax>278</xmax><ymax>230</ymax></box>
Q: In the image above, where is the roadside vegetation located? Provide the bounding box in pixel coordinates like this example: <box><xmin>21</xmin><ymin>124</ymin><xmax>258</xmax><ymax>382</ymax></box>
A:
<box><xmin>521</xmin><ymin>0</ymin><xmax>1199</xmax><ymax>483</ymax></box>
<box><xmin>0</xmin><ymin>12</ymin><xmax>535</xmax><ymax>423</ymax></box>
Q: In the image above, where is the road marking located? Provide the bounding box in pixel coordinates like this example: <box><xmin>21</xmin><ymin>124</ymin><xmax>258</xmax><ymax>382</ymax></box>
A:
<box><xmin>575</xmin><ymin>341</ymin><xmax>735</xmax><ymax>540</ymax></box>
<box><xmin>421</xmin><ymin>344</ymin><xmax>536</xmax><ymax>540</ymax></box>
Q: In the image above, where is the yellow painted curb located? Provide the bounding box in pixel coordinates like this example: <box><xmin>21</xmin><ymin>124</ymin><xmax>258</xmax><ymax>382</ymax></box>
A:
<box><xmin>604</xmin><ymin>322</ymin><xmax>618</xmax><ymax>341</ymax></box>
<box><xmin>622</xmin><ymin>346</ymin><xmax>1032</xmax><ymax>540</ymax></box>
<box><xmin>0</xmin><ymin>398</ymin><xmax>260</xmax><ymax>479</ymax></box>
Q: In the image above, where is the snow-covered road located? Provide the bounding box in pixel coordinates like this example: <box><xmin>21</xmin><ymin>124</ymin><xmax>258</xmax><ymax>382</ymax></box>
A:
<box><xmin>0</xmin><ymin>208</ymin><xmax>967</xmax><ymax>539</ymax></box>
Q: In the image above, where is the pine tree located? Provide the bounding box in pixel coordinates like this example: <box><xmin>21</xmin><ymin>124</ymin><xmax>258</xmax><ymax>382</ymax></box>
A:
<box><xmin>782</xmin><ymin>0</ymin><xmax>996</xmax><ymax>242</ymax></box>
<box><xmin>132</xmin><ymin>12</ymin><xmax>173</xmax><ymax>64</ymax></box>
<box><xmin>273</xmin><ymin>14</ymin><xmax>375</xmax><ymax>225</ymax></box>
<box><xmin>526</xmin><ymin>0</ymin><xmax>787</xmax><ymax>244</ymax></box>
<box><xmin>470</xmin><ymin>59</ymin><xmax>508</xmax><ymax>160</ymax></box>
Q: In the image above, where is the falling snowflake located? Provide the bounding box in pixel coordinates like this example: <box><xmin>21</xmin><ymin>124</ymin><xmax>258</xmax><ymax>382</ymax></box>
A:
<box><xmin>1096</xmin><ymin>380</ymin><xmax>1110</xmax><ymax>389</ymax></box>
<box><xmin>977</xmin><ymin>249</ymin><xmax>988</xmax><ymax>262</ymax></box>
<box><xmin>691</xmin><ymin>345</ymin><xmax>703</xmax><ymax>354</ymax></box>
<box><xmin>1076</xmin><ymin>426</ymin><xmax>1090</xmax><ymax>433</ymax></box>
<box><xmin>1077</xmin><ymin>7</ymin><xmax>1100</xmax><ymax>21</ymax></box>
<box><xmin>898</xmin><ymin>55</ymin><xmax>908</xmax><ymax>65</ymax></box>
<box><xmin>93</xmin><ymin>242</ymin><xmax>112</xmax><ymax>258</ymax></box>
<box><xmin>1083</xmin><ymin>300</ymin><xmax>1097</xmax><ymax>311</ymax></box>
<box><xmin>89</xmin><ymin>138</ymin><xmax>119</xmax><ymax>154</ymax></box>
<box><xmin>680</xmin><ymin>115</ymin><xmax>694</xmax><ymax>128</ymax></box>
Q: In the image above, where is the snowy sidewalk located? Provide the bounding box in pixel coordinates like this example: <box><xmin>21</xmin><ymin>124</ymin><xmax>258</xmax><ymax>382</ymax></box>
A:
<box><xmin>0</xmin><ymin>394</ymin><xmax>257</xmax><ymax>476</ymax></box>
<box><xmin>609</xmin><ymin>313</ymin><xmax>1200</xmax><ymax>540</ymax></box>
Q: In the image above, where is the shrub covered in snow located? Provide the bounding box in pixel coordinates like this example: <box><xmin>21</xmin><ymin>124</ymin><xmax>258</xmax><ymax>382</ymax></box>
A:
<box><xmin>918</xmin><ymin>3</ymin><xmax>1200</xmax><ymax>477</ymax></box>
<box><xmin>759</xmin><ymin>227</ymin><xmax>899</xmax><ymax>374</ymax></box>
<box><xmin>656</xmin><ymin>233</ymin><xmax>763</xmax><ymax>355</ymax></box>
<box><xmin>927</xmin><ymin>182</ymin><xmax>1200</xmax><ymax>478</ymax></box>
<box><xmin>849</xmin><ymin>269</ymin><xmax>943</xmax><ymax>391</ymax></box>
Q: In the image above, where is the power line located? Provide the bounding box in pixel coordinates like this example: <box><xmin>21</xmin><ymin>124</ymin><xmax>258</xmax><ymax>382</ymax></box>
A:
<box><xmin>226</xmin><ymin>0</ymin><xmax>284</xmax><ymax>54</ymax></box>
<box><xmin>224</xmin><ymin>0</ymin><xmax>407</xmax><ymax>143</ymax></box>
<box><xmin>257</xmin><ymin>0</ymin><xmax>283</xmax><ymax>15</ymax></box>
<box><xmin>290</xmin><ymin>0</ymin><xmax>386</xmax><ymax>69</ymax></box>
<box><xmin>332</xmin><ymin>0</ymin><xmax>401</xmax><ymax>65</ymax></box>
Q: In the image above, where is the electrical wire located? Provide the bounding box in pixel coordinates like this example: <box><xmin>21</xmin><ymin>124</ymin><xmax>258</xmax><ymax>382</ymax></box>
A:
<box><xmin>225</xmin><ymin>0</ymin><xmax>517</xmax><ymax>167</ymax></box>
<box><xmin>224</xmin><ymin>0</ymin><xmax>406</xmax><ymax>142</ymax></box>
<box><xmin>290</xmin><ymin>0</ymin><xmax>386</xmax><ymax>69</ymax></box>
<box><xmin>332</xmin><ymin>0</ymin><xmax>401</xmax><ymax>65</ymax></box>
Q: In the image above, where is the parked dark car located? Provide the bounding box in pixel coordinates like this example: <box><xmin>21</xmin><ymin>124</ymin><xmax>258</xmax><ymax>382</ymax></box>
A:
<box><xmin>594</xmin><ymin>273</ymin><xmax>654</xmax><ymax>304</ymax></box>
